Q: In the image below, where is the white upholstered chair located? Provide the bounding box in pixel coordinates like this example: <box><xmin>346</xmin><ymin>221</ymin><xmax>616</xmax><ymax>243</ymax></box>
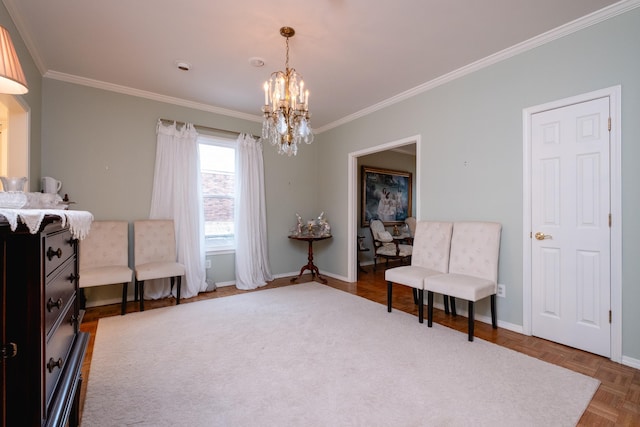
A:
<box><xmin>424</xmin><ymin>221</ymin><xmax>502</xmax><ymax>341</ymax></box>
<box><xmin>385</xmin><ymin>221</ymin><xmax>453</xmax><ymax>323</ymax></box>
<box><xmin>369</xmin><ymin>219</ymin><xmax>412</xmax><ymax>271</ymax></box>
<box><xmin>79</xmin><ymin>220</ymin><xmax>133</xmax><ymax>315</ymax></box>
<box><xmin>133</xmin><ymin>219</ymin><xmax>185</xmax><ymax>311</ymax></box>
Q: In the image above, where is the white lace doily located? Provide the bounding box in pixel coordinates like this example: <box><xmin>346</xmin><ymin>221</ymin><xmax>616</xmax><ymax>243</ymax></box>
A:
<box><xmin>0</xmin><ymin>209</ymin><xmax>94</xmax><ymax>239</ymax></box>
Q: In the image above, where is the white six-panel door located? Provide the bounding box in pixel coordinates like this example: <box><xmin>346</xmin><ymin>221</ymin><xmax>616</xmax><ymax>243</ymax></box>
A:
<box><xmin>530</xmin><ymin>96</ymin><xmax>611</xmax><ymax>357</ymax></box>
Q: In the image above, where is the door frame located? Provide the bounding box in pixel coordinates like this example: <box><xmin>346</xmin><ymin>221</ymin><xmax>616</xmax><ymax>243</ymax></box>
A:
<box><xmin>522</xmin><ymin>85</ymin><xmax>622</xmax><ymax>362</ymax></box>
<box><xmin>346</xmin><ymin>135</ymin><xmax>421</xmax><ymax>282</ymax></box>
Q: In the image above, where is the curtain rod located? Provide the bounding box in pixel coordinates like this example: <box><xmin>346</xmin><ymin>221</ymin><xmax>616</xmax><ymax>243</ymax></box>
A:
<box><xmin>159</xmin><ymin>118</ymin><xmax>259</xmax><ymax>139</ymax></box>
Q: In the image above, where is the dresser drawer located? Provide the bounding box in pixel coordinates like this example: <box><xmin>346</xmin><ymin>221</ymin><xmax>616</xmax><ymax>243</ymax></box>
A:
<box><xmin>44</xmin><ymin>297</ymin><xmax>76</xmax><ymax>408</ymax></box>
<box><xmin>44</xmin><ymin>227</ymin><xmax>75</xmax><ymax>277</ymax></box>
<box><xmin>1</xmin><ymin>217</ymin><xmax>91</xmax><ymax>427</ymax></box>
<box><xmin>45</xmin><ymin>260</ymin><xmax>77</xmax><ymax>338</ymax></box>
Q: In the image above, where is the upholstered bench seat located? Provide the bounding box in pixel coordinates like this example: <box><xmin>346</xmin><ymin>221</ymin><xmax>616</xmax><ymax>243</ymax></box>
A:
<box><xmin>385</xmin><ymin>266</ymin><xmax>443</xmax><ymax>290</ymax></box>
<box><xmin>424</xmin><ymin>221</ymin><xmax>502</xmax><ymax>341</ymax></box>
<box><xmin>134</xmin><ymin>261</ymin><xmax>185</xmax><ymax>282</ymax></box>
<box><xmin>424</xmin><ymin>273</ymin><xmax>495</xmax><ymax>302</ymax></box>
<box><xmin>385</xmin><ymin>220</ymin><xmax>502</xmax><ymax>340</ymax></box>
<box><xmin>133</xmin><ymin>220</ymin><xmax>185</xmax><ymax>311</ymax></box>
<box><xmin>80</xmin><ymin>265</ymin><xmax>133</xmax><ymax>288</ymax></box>
<box><xmin>79</xmin><ymin>220</ymin><xmax>132</xmax><ymax>315</ymax></box>
<box><xmin>385</xmin><ymin>221</ymin><xmax>453</xmax><ymax>323</ymax></box>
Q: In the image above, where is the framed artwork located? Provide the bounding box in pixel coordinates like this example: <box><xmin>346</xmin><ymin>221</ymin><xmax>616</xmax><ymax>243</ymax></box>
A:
<box><xmin>361</xmin><ymin>166</ymin><xmax>412</xmax><ymax>227</ymax></box>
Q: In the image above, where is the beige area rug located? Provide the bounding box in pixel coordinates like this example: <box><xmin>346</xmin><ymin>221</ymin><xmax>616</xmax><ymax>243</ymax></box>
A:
<box><xmin>82</xmin><ymin>283</ymin><xmax>599</xmax><ymax>427</ymax></box>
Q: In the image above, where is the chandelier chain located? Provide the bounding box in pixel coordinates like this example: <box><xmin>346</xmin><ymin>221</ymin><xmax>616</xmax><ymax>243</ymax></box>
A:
<box><xmin>285</xmin><ymin>36</ymin><xmax>290</xmax><ymax>70</ymax></box>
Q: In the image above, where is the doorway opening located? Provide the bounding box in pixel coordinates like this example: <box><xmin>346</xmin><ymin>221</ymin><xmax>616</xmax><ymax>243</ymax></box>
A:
<box><xmin>347</xmin><ymin>135</ymin><xmax>420</xmax><ymax>282</ymax></box>
<box><xmin>0</xmin><ymin>94</ymin><xmax>30</xmax><ymax>189</ymax></box>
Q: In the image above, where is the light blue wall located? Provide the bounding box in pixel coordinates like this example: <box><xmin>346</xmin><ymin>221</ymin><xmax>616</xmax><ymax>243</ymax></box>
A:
<box><xmin>317</xmin><ymin>8</ymin><xmax>640</xmax><ymax>360</ymax></box>
<box><xmin>40</xmin><ymin>78</ymin><xmax>321</xmax><ymax>302</ymax></box>
<box><xmin>4</xmin><ymin>4</ymin><xmax>638</xmax><ymax>361</ymax></box>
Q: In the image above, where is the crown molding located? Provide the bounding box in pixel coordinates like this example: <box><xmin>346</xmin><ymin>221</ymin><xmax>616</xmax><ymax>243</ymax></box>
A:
<box><xmin>44</xmin><ymin>70</ymin><xmax>262</xmax><ymax>123</ymax></box>
<box><xmin>8</xmin><ymin>0</ymin><xmax>640</xmax><ymax>133</ymax></box>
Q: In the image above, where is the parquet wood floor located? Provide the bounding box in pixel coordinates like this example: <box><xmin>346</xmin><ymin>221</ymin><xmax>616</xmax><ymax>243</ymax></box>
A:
<box><xmin>79</xmin><ymin>264</ymin><xmax>640</xmax><ymax>425</ymax></box>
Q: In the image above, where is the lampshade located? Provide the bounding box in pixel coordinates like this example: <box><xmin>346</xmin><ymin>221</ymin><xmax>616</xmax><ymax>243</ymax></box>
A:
<box><xmin>0</xmin><ymin>26</ymin><xmax>28</xmax><ymax>95</ymax></box>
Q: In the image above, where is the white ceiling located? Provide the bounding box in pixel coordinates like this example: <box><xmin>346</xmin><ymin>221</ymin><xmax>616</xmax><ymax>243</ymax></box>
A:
<box><xmin>3</xmin><ymin>0</ymin><xmax>624</xmax><ymax>131</ymax></box>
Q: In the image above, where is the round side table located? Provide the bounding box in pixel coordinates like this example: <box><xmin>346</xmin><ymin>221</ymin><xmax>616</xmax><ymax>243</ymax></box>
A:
<box><xmin>288</xmin><ymin>234</ymin><xmax>332</xmax><ymax>284</ymax></box>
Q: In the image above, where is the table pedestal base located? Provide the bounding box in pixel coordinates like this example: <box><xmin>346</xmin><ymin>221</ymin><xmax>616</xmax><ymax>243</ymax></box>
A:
<box><xmin>290</xmin><ymin>238</ymin><xmax>328</xmax><ymax>284</ymax></box>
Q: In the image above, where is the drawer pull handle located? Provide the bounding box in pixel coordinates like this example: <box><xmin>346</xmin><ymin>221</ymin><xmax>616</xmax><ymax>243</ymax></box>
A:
<box><xmin>47</xmin><ymin>297</ymin><xmax>63</xmax><ymax>312</ymax></box>
<box><xmin>1</xmin><ymin>342</ymin><xmax>18</xmax><ymax>359</ymax></box>
<box><xmin>47</xmin><ymin>246</ymin><xmax>63</xmax><ymax>261</ymax></box>
<box><xmin>47</xmin><ymin>357</ymin><xmax>64</xmax><ymax>373</ymax></box>
<box><xmin>68</xmin><ymin>273</ymin><xmax>78</xmax><ymax>283</ymax></box>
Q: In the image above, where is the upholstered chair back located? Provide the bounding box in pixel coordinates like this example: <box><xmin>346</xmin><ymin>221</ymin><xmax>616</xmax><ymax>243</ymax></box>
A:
<box><xmin>370</xmin><ymin>220</ymin><xmax>389</xmax><ymax>241</ymax></box>
<box><xmin>369</xmin><ymin>219</ymin><xmax>401</xmax><ymax>254</ymax></box>
<box><xmin>448</xmin><ymin>221</ymin><xmax>502</xmax><ymax>284</ymax></box>
<box><xmin>80</xmin><ymin>221</ymin><xmax>129</xmax><ymax>269</ymax></box>
<box><xmin>134</xmin><ymin>220</ymin><xmax>178</xmax><ymax>266</ymax></box>
<box><xmin>411</xmin><ymin>221</ymin><xmax>453</xmax><ymax>273</ymax></box>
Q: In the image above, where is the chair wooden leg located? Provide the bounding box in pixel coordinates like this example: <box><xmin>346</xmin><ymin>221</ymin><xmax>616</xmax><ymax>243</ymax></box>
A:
<box><xmin>79</xmin><ymin>288</ymin><xmax>87</xmax><ymax>310</ymax></box>
<box><xmin>468</xmin><ymin>301</ymin><xmax>474</xmax><ymax>341</ymax></box>
<box><xmin>134</xmin><ymin>281</ymin><xmax>139</xmax><ymax>302</ymax></box>
<box><xmin>170</xmin><ymin>276</ymin><xmax>175</xmax><ymax>299</ymax></box>
<box><xmin>450</xmin><ymin>296</ymin><xmax>457</xmax><ymax>316</ymax></box>
<box><xmin>443</xmin><ymin>294</ymin><xmax>450</xmax><ymax>314</ymax></box>
<box><xmin>176</xmin><ymin>276</ymin><xmax>181</xmax><ymax>305</ymax></box>
<box><xmin>491</xmin><ymin>294</ymin><xmax>497</xmax><ymax>328</ymax></box>
<box><xmin>121</xmin><ymin>282</ymin><xmax>128</xmax><ymax>315</ymax></box>
<box><xmin>418</xmin><ymin>289</ymin><xmax>424</xmax><ymax>323</ymax></box>
<box><xmin>387</xmin><ymin>281</ymin><xmax>393</xmax><ymax>312</ymax></box>
<box><xmin>138</xmin><ymin>280</ymin><xmax>145</xmax><ymax>311</ymax></box>
<box><xmin>427</xmin><ymin>291</ymin><xmax>434</xmax><ymax>327</ymax></box>
<box><xmin>412</xmin><ymin>288</ymin><xmax>418</xmax><ymax>305</ymax></box>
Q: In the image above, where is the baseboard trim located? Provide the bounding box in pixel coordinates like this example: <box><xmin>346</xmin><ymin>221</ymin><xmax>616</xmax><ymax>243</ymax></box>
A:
<box><xmin>621</xmin><ymin>355</ymin><xmax>640</xmax><ymax>370</ymax></box>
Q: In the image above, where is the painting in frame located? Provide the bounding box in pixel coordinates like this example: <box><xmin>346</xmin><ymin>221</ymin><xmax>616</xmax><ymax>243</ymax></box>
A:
<box><xmin>361</xmin><ymin>166</ymin><xmax>412</xmax><ymax>227</ymax></box>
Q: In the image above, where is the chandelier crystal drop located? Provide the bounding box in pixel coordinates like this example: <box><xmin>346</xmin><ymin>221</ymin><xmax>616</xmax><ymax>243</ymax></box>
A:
<box><xmin>261</xmin><ymin>27</ymin><xmax>313</xmax><ymax>157</ymax></box>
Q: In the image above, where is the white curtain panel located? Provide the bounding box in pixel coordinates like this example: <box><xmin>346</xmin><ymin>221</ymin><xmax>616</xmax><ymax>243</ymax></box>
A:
<box><xmin>146</xmin><ymin>120</ymin><xmax>207</xmax><ymax>299</ymax></box>
<box><xmin>234</xmin><ymin>133</ymin><xmax>273</xmax><ymax>289</ymax></box>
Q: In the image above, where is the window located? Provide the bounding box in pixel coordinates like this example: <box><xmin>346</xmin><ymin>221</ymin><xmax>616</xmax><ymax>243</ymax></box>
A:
<box><xmin>199</xmin><ymin>135</ymin><xmax>235</xmax><ymax>252</ymax></box>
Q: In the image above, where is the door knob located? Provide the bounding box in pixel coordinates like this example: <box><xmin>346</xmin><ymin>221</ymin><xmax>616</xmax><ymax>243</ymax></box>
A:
<box><xmin>534</xmin><ymin>232</ymin><xmax>551</xmax><ymax>240</ymax></box>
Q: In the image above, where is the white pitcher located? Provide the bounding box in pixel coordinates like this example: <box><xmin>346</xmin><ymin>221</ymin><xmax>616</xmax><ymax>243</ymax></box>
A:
<box><xmin>41</xmin><ymin>176</ymin><xmax>62</xmax><ymax>194</ymax></box>
<box><xmin>0</xmin><ymin>176</ymin><xmax>28</xmax><ymax>192</ymax></box>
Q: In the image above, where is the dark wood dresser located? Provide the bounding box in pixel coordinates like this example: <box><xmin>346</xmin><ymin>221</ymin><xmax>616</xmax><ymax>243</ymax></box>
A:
<box><xmin>0</xmin><ymin>217</ymin><xmax>89</xmax><ymax>426</ymax></box>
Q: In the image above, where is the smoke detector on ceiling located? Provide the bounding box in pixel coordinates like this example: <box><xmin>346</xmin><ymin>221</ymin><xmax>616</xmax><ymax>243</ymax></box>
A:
<box><xmin>174</xmin><ymin>61</ymin><xmax>191</xmax><ymax>71</ymax></box>
<box><xmin>249</xmin><ymin>57</ymin><xmax>265</xmax><ymax>67</ymax></box>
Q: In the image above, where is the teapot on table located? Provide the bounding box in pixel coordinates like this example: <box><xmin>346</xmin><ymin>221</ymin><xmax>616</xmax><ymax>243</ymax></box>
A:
<box><xmin>0</xmin><ymin>176</ymin><xmax>28</xmax><ymax>192</ymax></box>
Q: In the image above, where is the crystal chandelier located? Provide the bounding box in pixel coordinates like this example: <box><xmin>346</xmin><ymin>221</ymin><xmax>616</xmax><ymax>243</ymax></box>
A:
<box><xmin>261</xmin><ymin>27</ymin><xmax>313</xmax><ymax>156</ymax></box>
